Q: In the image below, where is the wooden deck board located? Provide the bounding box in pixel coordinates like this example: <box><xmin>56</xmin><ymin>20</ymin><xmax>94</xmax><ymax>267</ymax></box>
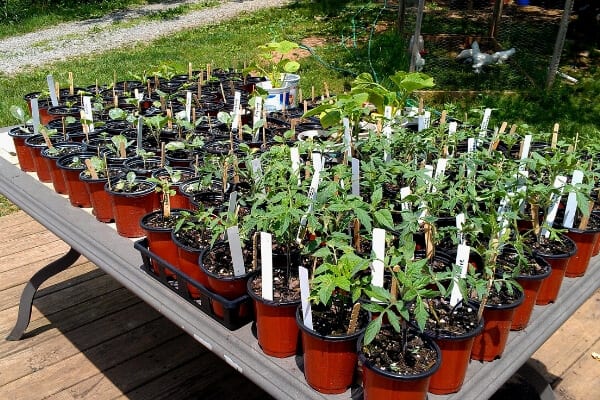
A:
<box><xmin>0</xmin><ymin>211</ymin><xmax>272</xmax><ymax>400</ymax></box>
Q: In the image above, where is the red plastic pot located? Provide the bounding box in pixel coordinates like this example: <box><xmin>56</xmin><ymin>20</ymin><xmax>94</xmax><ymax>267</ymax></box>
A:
<box><xmin>564</xmin><ymin>215</ymin><xmax>600</xmax><ymax>277</ymax></box>
<box><xmin>426</xmin><ymin>319</ymin><xmax>484</xmax><ymax>394</ymax></box>
<box><xmin>139</xmin><ymin>209</ymin><xmax>186</xmax><ymax>278</ymax></box>
<box><xmin>535</xmin><ymin>234</ymin><xmax>577</xmax><ymax>305</ymax></box>
<box><xmin>105</xmin><ymin>179</ymin><xmax>157</xmax><ymax>237</ymax></box>
<box><xmin>199</xmin><ymin>243</ymin><xmax>253</xmax><ymax>319</ymax></box>
<box><xmin>358</xmin><ymin>327</ymin><xmax>441</xmax><ymax>400</ymax></box>
<box><xmin>171</xmin><ymin>230</ymin><xmax>210</xmax><ymax>298</ymax></box>
<box><xmin>56</xmin><ymin>152</ymin><xmax>96</xmax><ymax>208</ymax></box>
<box><xmin>8</xmin><ymin>126</ymin><xmax>36</xmax><ymax>172</ymax></box>
<box><xmin>296</xmin><ymin>306</ymin><xmax>364</xmax><ymax>394</ymax></box>
<box><xmin>511</xmin><ymin>256</ymin><xmax>551</xmax><ymax>330</ymax></box>
<box><xmin>41</xmin><ymin>143</ymin><xmax>85</xmax><ymax>194</ymax></box>
<box><xmin>247</xmin><ymin>273</ymin><xmax>300</xmax><ymax>358</ymax></box>
<box><xmin>470</xmin><ymin>289</ymin><xmax>525</xmax><ymax>362</ymax></box>
<box><xmin>79</xmin><ymin>169</ymin><xmax>123</xmax><ymax>223</ymax></box>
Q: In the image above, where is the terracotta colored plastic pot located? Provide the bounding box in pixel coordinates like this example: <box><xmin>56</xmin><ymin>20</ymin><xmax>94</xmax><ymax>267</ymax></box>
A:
<box><xmin>470</xmin><ymin>289</ymin><xmax>525</xmax><ymax>362</ymax></box>
<box><xmin>199</xmin><ymin>243</ymin><xmax>253</xmax><ymax>318</ymax></box>
<box><xmin>79</xmin><ymin>168</ymin><xmax>123</xmax><ymax>223</ymax></box>
<box><xmin>247</xmin><ymin>273</ymin><xmax>300</xmax><ymax>358</ymax></box>
<box><xmin>56</xmin><ymin>152</ymin><xmax>96</xmax><ymax>207</ymax></box>
<box><xmin>564</xmin><ymin>215</ymin><xmax>600</xmax><ymax>277</ymax></box>
<box><xmin>296</xmin><ymin>306</ymin><xmax>365</xmax><ymax>394</ymax></box>
<box><xmin>41</xmin><ymin>143</ymin><xmax>85</xmax><ymax>194</ymax></box>
<box><xmin>171</xmin><ymin>230</ymin><xmax>210</xmax><ymax>298</ymax></box>
<box><xmin>511</xmin><ymin>256</ymin><xmax>551</xmax><ymax>330</ymax></box>
<box><xmin>358</xmin><ymin>330</ymin><xmax>441</xmax><ymax>400</ymax></box>
<box><xmin>535</xmin><ymin>234</ymin><xmax>577</xmax><ymax>305</ymax></box>
<box><xmin>8</xmin><ymin>126</ymin><xmax>36</xmax><ymax>172</ymax></box>
<box><xmin>139</xmin><ymin>209</ymin><xmax>186</xmax><ymax>278</ymax></box>
<box><xmin>151</xmin><ymin>167</ymin><xmax>196</xmax><ymax>210</ymax></box>
<box><xmin>426</xmin><ymin>319</ymin><xmax>484</xmax><ymax>394</ymax></box>
<box><xmin>24</xmin><ymin>134</ymin><xmax>59</xmax><ymax>182</ymax></box>
<box><xmin>593</xmin><ymin>213</ymin><xmax>600</xmax><ymax>256</ymax></box>
<box><xmin>105</xmin><ymin>179</ymin><xmax>157</xmax><ymax>237</ymax></box>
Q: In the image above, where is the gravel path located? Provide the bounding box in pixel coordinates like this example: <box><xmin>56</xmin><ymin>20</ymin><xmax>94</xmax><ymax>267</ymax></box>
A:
<box><xmin>0</xmin><ymin>0</ymin><xmax>288</xmax><ymax>75</ymax></box>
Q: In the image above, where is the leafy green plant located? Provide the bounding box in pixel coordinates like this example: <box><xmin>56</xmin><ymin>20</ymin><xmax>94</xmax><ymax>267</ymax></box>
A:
<box><xmin>243</xmin><ymin>40</ymin><xmax>300</xmax><ymax>88</ymax></box>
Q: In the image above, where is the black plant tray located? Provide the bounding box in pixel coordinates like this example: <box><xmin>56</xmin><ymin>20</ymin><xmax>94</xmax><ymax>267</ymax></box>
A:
<box><xmin>134</xmin><ymin>238</ymin><xmax>253</xmax><ymax>331</ymax></box>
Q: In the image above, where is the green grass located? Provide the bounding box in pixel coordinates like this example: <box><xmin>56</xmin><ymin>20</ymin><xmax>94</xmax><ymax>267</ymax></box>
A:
<box><xmin>1</xmin><ymin>0</ymin><xmax>598</xmax><ymax>136</ymax></box>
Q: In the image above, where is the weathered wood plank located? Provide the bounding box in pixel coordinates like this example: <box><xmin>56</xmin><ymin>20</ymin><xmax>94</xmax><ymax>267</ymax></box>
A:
<box><xmin>113</xmin><ymin>351</ymin><xmax>272</xmax><ymax>400</ymax></box>
<box><xmin>531</xmin><ymin>289</ymin><xmax>600</xmax><ymax>382</ymax></box>
<box><xmin>0</xmin><ymin>301</ymin><xmax>163</xmax><ymax>386</ymax></box>
<box><xmin>0</xmin><ymin>261</ymin><xmax>100</xmax><ymax>312</ymax></box>
<box><xmin>0</xmin><ymin>272</ymin><xmax>124</xmax><ymax>333</ymax></box>
<box><xmin>0</xmin><ymin>317</ymin><xmax>183</xmax><ymax>398</ymax></box>
<box><xmin>0</xmin><ymin>230</ymin><xmax>63</xmax><ymax>261</ymax></box>
<box><xmin>49</xmin><ymin>333</ymin><xmax>207</xmax><ymax>399</ymax></box>
<box><xmin>0</xmin><ymin>286</ymin><xmax>142</xmax><ymax>357</ymax></box>
<box><xmin>552</xmin><ymin>337</ymin><xmax>600</xmax><ymax>400</ymax></box>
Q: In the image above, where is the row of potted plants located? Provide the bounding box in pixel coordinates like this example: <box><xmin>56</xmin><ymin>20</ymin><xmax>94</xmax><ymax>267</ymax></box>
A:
<box><xmin>7</xmin><ymin>59</ymin><xmax>600</xmax><ymax>399</ymax></box>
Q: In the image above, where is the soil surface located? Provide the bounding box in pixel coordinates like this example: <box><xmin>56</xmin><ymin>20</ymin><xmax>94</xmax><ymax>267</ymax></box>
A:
<box><xmin>0</xmin><ymin>0</ymin><xmax>289</xmax><ymax>75</ymax></box>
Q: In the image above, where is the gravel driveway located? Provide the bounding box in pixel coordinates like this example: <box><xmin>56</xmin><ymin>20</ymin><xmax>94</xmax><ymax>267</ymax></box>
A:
<box><xmin>0</xmin><ymin>0</ymin><xmax>287</xmax><ymax>75</ymax></box>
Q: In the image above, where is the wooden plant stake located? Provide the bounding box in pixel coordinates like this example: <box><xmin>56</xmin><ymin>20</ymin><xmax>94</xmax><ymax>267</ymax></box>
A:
<box><xmin>84</xmin><ymin>159</ymin><xmax>99</xmax><ymax>180</ymax></box>
<box><xmin>353</xmin><ymin>219</ymin><xmax>361</xmax><ymax>252</ymax></box>
<box><xmin>104</xmin><ymin>154</ymin><xmax>112</xmax><ymax>191</ymax></box>
<box><xmin>577</xmin><ymin>201</ymin><xmax>594</xmax><ymax>230</ymax></box>
<box><xmin>68</xmin><ymin>72</ymin><xmax>74</xmax><ymax>95</ymax></box>
<box><xmin>188</xmin><ymin>62</ymin><xmax>193</xmax><ymax>80</ymax></box>
<box><xmin>424</xmin><ymin>222</ymin><xmax>435</xmax><ymax>260</ymax></box>
<box><xmin>311</xmin><ymin>86</ymin><xmax>315</xmax><ymax>103</ymax></box>
<box><xmin>160</xmin><ymin>142</ymin><xmax>166</xmax><ymax>168</ymax></box>
<box><xmin>40</xmin><ymin>128</ymin><xmax>54</xmax><ymax>150</ymax></box>
<box><xmin>323</xmin><ymin>82</ymin><xmax>330</xmax><ymax>98</ymax></box>
<box><xmin>531</xmin><ymin>202</ymin><xmax>541</xmax><ymax>237</ymax></box>
<box><xmin>161</xmin><ymin>178</ymin><xmax>171</xmax><ymax>218</ymax></box>
<box><xmin>298</xmin><ymin>87</ymin><xmax>303</xmax><ymax>104</ymax></box>
<box><xmin>347</xmin><ymin>303</ymin><xmax>361</xmax><ymax>335</ymax></box>
<box><xmin>551</xmin><ymin>123</ymin><xmax>559</xmax><ymax>149</ymax></box>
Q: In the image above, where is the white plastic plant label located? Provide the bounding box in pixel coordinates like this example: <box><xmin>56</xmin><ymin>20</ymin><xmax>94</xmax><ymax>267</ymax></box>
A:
<box><xmin>449</xmin><ymin>243</ymin><xmax>471</xmax><ymax>307</ymax></box>
<box><xmin>290</xmin><ymin>147</ymin><xmax>301</xmax><ymax>186</ymax></box>
<box><xmin>297</xmin><ymin>154</ymin><xmax>322</xmax><ymax>243</ymax></box>
<box><xmin>400</xmin><ymin>186</ymin><xmax>412</xmax><ymax>211</ymax></box>
<box><xmin>232</xmin><ymin>91</ymin><xmax>242</xmax><ymax>131</ymax></box>
<box><xmin>30</xmin><ymin>98</ymin><xmax>40</xmax><ymax>136</ymax></box>
<box><xmin>417</xmin><ymin>111</ymin><xmax>431</xmax><ymax>132</ymax></box>
<box><xmin>260</xmin><ymin>232</ymin><xmax>274</xmax><ymax>301</ymax></box>
<box><xmin>299</xmin><ymin>266</ymin><xmax>313</xmax><ymax>330</ymax></box>
<box><xmin>383</xmin><ymin>106</ymin><xmax>392</xmax><ymax>163</ymax></box>
<box><xmin>185</xmin><ymin>91</ymin><xmax>192</xmax><ymax>123</ymax></box>
<box><xmin>448</xmin><ymin>121</ymin><xmax>457</xmax><ymax>135</ymax></box>
<box><xmin>343</xmin><ymin>118</ymin><xmax>352</xmax><ymax>160</ymax></box>
<box><xmin>227</xmin><ymin>226</ymin><xmax>246</xmax><ymax>277</ymax></box>
<box><xmin>251</xmin><ymin>158</ymin><xmax>263</xmax><ymax>187</ymax></box>
<box><xmin>228</xmin><ymin>191</ymin><xmax>238</xmax><ymax>216</ymax></box>
<box><xmin>456</xmin><ymin>213</ymin><xmax>466</xmax><ymax>245</ymax></box>
<box><xmin>563</xmin><ymin>170</ymin><xmax>585</xmax><ymax>229</ymax></box>
<box><xmin>82</xmin><ymin>96</ymin><xmax>95</xmax><ymax>132</ymax></box>
<box><xmin>136</xmin><ymin>116</ymin><xmax>143</xmax><ymax>154</ymax></box>
<box><xmin>46</xmin><ymin>75</ymin><xmax>59</xmax><ymax>106</ymax></box>
<box><xmin>432</xmin><ymin>158</ymin><xmax>448</xmax><ymax>193</ymax></box>
<box><xmin>253</xmin><ymin>96</ymin><xmax>263</xmax><ymax>131</ymax></box>
<box><xmin>371</xmin><ymin>228</ymin><xmax>385</xmax><ymax>289</ymax></box>
<box><xmin>542</xmin><ymin>175</ymin><xmax>568</xmax><ymax>238</ymax></box>
<box><xmin>480</xmin><ymin>108</ymin><xmax>492</xmax><ymax>132</ymax></box>
<box><xmin>351</xmin><ymin>157</ymin><xmax>360</xmax><ymax>196</ymax></box>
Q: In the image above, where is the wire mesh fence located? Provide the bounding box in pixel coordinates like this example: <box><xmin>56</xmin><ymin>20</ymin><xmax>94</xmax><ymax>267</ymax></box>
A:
<box><xmin>399</xmin><ymin>0</ymin><xmax>568</xmax><ymax>90</ymax></box>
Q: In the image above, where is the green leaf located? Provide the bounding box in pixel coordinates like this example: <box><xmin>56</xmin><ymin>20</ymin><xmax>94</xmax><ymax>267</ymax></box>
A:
<box><xmin>363</xmin><ymin>317</ymin><xmax>382</xmax><ymax>345</ymax></box>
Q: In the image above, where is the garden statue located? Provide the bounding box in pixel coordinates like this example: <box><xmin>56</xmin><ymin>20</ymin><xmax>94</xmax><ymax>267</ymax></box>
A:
<box><xmin>456</xmin><ymin>41</ymin><xmax>516</xmax><ymax>73</ymax></box>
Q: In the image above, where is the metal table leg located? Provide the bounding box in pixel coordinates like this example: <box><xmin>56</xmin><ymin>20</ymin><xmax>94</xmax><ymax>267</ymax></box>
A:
<box><xmin>6</xmin><ymin>247</ymin><xmax>81</xmax><ymax>341</ymax></box>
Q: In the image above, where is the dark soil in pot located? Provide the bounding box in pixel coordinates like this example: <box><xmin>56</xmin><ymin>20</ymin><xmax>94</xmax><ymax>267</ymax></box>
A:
<box><xmin>249</xmin><ymin>269</ymin><xmax>300</xmax><ymax>303</ymax></box>
<box><xmin>361</xmin><ymin>325</ymin><xmax>439</xmax><ymax>376</ymax></box>
<box><xmin>420</xmin><ymin>298</ymin><xmax>481</xmax><ymax>337</ymax></box>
